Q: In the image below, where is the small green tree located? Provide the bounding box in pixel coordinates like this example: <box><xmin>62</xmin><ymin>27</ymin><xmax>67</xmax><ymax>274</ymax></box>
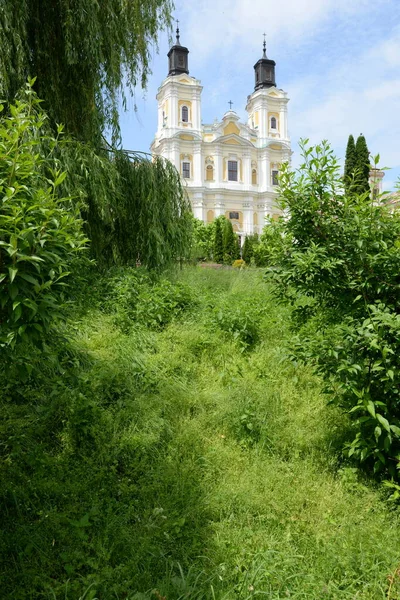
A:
<box><xmin>223</xmin><ymin>218</ymin><xmax>240</xmax><ymax>264</ymax></box>
<box><xmin>0</xmin><ymin>83</ymin><xmax>87</xmax><ymax>350</ymax></box>
<box><xmin>213</xmin><ymin>218</ymin><xmax>224</xmax><ymax>263</ymax></box>
<box><xmin>242</xmin><ymin>233</ymin><xmax>259</xmax><ymax>264</ymax></box>
<box><xmin>190</xmin><ymin>217</ymin><xmax>214</xmax><ymax>262</ymax></box>
<box><xmin>355</xmin><ymin>134</ymin><xmax>370</xmax><ymax>195</ymax></box>
<box><xmin>344</xmin><ymin>134</ymin><xmax>357</xmax><ymax>193</ymax></box>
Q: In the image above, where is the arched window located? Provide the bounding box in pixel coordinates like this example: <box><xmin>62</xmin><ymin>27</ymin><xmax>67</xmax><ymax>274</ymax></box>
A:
<box><xmin>206</xmin><ymin>164</ymin><xmax>213</xmax><ymax>181</ymax></box>
<box><xmin>207</xmin><ymin>209</ymin><xmax>215</xmax><ymax>223</ymax></box>
<box><xmin>252</xmin><ymin>169</ymin><xmax>257</xmax><ymax>185</ymax></box>
<box><xmin>182</xmin><ymin>106</ymin><xmax>189</xmax><ymax>122</ymax></box>
<box><xmin>272</xmin><ymin>170</ymin><xmax>279</xmax><ymax>186</ymax></box>
<box><xmin>270</xmin><ymin>116</ymin><xmax>277</xmax><ymax>130</ymax></box>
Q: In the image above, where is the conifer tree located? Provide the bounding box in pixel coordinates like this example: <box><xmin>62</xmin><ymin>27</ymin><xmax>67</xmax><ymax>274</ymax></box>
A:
<box><xmin>355</xmin><ymin>134</ymin><xmax>371</xmax><ymax>195</ymax></box>
<box><xmin>213</xmin><ymin>218</ymin><xmax>224</xmax><ymax>264</ymax></box>
<box><xmin>223</xmin><ymin>219</ymin><xmax>239</xmax><ymax>264</ymax></box>
<box><xmin>344</xmin><ymin>134</ymin><xmax>357</xmax><ymax>193</ymax></box>
<box><xmin>242</xmin><ymin>236</ymin><xmax>252</xmax><ymax>264</ymax></box>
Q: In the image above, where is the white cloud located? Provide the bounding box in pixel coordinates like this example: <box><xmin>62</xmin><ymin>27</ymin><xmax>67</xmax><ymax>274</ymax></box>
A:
<box><xmin>289</xmin><ymin>28</ymin><xmax>400</xmax><ymax>183</ymax></box>
<box><xmin>180</xmin><ymin>0</ymin><xmax>384</xmax><ymax>60</ymax></box>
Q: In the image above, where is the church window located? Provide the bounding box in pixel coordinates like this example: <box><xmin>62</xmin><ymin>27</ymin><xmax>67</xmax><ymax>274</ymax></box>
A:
<box><xmin>271</xmin><ymin>116</ymin><xmax>277</xmax><ymax>129</ymax></box>
<box><xmin>182</xmin><ymin>105</ymin><xmax>189</xmax><ymax>122</ymax></box>
<box><xmin>182</xmin><ymin>162</ymin><xmax>190</xmax><ymax>178</ymax></box>
<box><xmin>229</xmin><ymin>211</ymin><xmax>239</xmax><ymax>220</ymax></box>
<box><xmin>206</xmin><ymin>164</ymin><xmax>213</xmax><ymax>181</ymax></box>
<box><xmin>272</xmin><ymin>170</ymin><xmax>279</xmax><ymax>186</ymax></box>
<box><xmin>228</xmin><ymin>160</ymin><xmax>238</xmax><ymax>181</ymax></box>
<box><xmin>252</xmin><ymin>169</ymin><xmax>257</xmax><ymax>185</ymax></box>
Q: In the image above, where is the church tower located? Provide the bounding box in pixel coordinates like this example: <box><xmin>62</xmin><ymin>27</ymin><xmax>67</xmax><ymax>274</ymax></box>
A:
<box><xmin>152</xmin><ymin>24</ymin><xmax>203</xmax><ymax>187</ymax></box>
<box><xmin>151</xmin><ymin>32</ymin><xmax>291</xmax><ymax>238</ymax></box>
<box><xmin>245</xmin><ymin>38</ymin><xmax>289</xmax><ymax>144</ymax></box>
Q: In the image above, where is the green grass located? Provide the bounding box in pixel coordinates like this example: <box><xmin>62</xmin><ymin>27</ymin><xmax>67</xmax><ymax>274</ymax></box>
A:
<box><xmin>1</xmin><ymin>267</ymin><xmax>400</xmax><ymax>599</ymax></box>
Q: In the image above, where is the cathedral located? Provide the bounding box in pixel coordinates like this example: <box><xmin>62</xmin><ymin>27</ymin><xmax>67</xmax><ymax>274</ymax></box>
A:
<box><xmin>151</xmin><ymin>27</ymin><xmax>292</xmax><ymax>239</ymax></box>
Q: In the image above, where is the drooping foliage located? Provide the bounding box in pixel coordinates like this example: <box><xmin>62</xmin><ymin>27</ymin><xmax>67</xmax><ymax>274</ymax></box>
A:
<box><xmin>0</xmin><ymin>0</ymin><xmax>173</xmax><ymax>143</ymax></box>
<box><xmin>355</xmin><ymin>134</ymin><xmax>370</xmax><ymax>195</ymax></box>
<box><xmin>107</xmin><ymin>151</ymin><xmax>193</xmax><ymax>270</ymax></box>
<box><xmin>213</xmin><ymin>218</ymin><xmax>224</xmax><ymax>264</ymax></box>
<box><xmin>343</xmin><ymin>134</ymin><xmax>356</xmax><ymax>193</ymax></box>
<box><xmin>0</xmin><ymin>82</ymin><xmax>87</xmax><ymax>351</ymax></box>
<box><xmin>266</xmin><ymin>139</ymin><xmax>400</xmax><ymax>477</ymax></box>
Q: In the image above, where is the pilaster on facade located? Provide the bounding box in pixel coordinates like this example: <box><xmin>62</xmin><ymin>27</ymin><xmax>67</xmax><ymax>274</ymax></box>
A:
<box><xmin>151</xmin><ymin>33</ymin><xmax>291</xmax><ymax>239</ymax></box>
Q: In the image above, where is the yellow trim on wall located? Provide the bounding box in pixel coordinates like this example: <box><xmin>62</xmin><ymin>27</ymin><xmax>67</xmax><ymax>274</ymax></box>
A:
<box><xmin>253</xmin><ymin>213</ymin><xmax>258</xmax><ymax>226</ymax></box>
<box><xmin>223</xmin><ymin>122</ymin><xmax>240</xmax><ymax>136</ymax></box>
<box><xmin>207</xmin><ymin>209</ymin><xmax>215</xmax><ymax>223</ymax></box>
<box><xmin>222</xmin><ymin>138</ymin><xmax>240</xmax><ymax>145</ymax></box>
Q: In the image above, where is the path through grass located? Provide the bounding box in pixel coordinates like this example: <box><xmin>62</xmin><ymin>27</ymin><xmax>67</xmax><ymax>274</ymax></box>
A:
<box><xmin>2</xmin><ymin>267</ymin><xmax>400</xmax><ymax>599</ymax></box>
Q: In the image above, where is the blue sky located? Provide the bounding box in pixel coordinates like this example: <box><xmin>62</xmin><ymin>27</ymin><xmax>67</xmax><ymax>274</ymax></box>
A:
<box><xmin>119</xmin><ymin>0</ymin><xmax>400</xmax><ymax>191</ymax></box>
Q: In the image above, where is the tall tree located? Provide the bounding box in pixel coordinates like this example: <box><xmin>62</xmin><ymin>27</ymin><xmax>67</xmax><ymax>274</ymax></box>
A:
<box><xmin>0</xmin><ymin>0</ymin><xmax>173</xmax><ymax>144</ymax></box>
<box><xmin>344</xmin><ymin>134</ymin><xmax>357</xmax><ymax>193</ymax></box>
<box><xmin>355</xmin><ymin>134</ymin><xmax>370</xmax><ymax>195</ymax></box>
<box><xmin>223</xmin><ymin>219</ymin><xmax>240</xmax><ymax>264</ymax></box>
<box><xmin>213</xmin><ymin>218</ymin><xmax>224</xmax><ymax>264</ymax></box>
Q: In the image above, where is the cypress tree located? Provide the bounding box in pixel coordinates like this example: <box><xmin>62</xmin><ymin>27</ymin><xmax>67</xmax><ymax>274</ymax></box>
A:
<box><xmin>223</xmin><ymin>218</ymin><xmax>239</xmax><ymax>264</ymax></box>
<box><xmin>344</xmin><ymin>134</ymin><xmax>357</xmax><ymax>193</ymax></box>
<box><xmin>213</xmin><ymin>218</ymin><xmax>224</xmax><ymax>264</ymax></box>
<box><xmin>355</xmin><ymin>134</ymin><xmax>370</xmax><ymax>195</ymax></box>
<box><xmin>242</xmin><ymin>236</ymin><xmax>252</xmax><ymax>264</ymax></box>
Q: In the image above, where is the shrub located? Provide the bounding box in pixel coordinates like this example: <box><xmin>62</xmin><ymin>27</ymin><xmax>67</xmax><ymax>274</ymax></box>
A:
<box><xmin>269</xmin><ymin>140</ymin><xmax>400</xmax><ymax>477</ymax></box>
<box><xmin>102</xmin><ymin>268</ymin><xmax>194</xmax><ymax>331</ymax></box>
<box><xmin>232</xmin><ymin>259</ymin><xmax>246</xmax><ymax>269</ymax></box>
<box><xmin>212</xmin><ymin>305</ymin><xmax>259</xmax><ymax>350</ymax></box>
<box><xmin>0</xmin><ymin>82</ymin><xmax>87</xmax><ymax>350</ymax></box>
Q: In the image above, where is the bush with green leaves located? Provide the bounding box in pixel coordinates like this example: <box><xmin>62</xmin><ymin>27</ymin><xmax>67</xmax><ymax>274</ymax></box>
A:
<box><xmin>0</xmin><ymin>82</ymin><xmax>87</xmax><ymax>349</ymax></box>
<box><xmin>212</xmin><ymin>305</ymin><xmax>259</xmax><ymax>350</ymax></box>
<box><xmin>102</xmin><ymin>268</ymin><xmax>194</xmax><ymax>331</ymax></box>
<box><xmin>190</xmin><ymin>217</ymin><xmax>214</xmax><ymax>262</ymax></box>
<box><xmin>268</xmin><ymin>139</ymin><xmax>400</xmax><ymax>477</ymax></box>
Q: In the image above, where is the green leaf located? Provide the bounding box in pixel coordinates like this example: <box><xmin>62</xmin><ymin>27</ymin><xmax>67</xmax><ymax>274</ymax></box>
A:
<box><xmin>376</xmin><ymin>413</ymin><xmax>391</xmax><ymax>433</ymax></box>
<box><xmin>366</xmin><ymin>400</ymin><xmax>376</xmax><ymax>418</ymax></box>
<box><xmin>8</xmin><ymin>267</ymin><xmax>18</xmax><ymax>282</ymax></box>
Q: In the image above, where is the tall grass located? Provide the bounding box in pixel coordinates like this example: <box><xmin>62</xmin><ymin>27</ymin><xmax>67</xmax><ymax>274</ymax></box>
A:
<box><xmin>1</xmin><ymin>267</ymin><xmax>400</xmax><ymax>599</ymax></box>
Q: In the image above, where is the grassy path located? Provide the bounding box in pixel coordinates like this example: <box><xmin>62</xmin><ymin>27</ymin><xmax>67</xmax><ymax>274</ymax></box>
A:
<box><xmin>2</xmin><ymin>267</ymin><xmax>400</xmax><ymax>599</ymax></box>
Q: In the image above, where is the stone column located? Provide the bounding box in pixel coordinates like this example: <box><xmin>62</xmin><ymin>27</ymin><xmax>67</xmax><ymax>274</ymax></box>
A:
<box><xmin>242</xmin><ymin>200</ymin><xmax>254</xmax><ymax>235</ymax></box>
<box><xmin>243</xmin><ymin>151</ymin><xmax>251</xmax><ymax>189</ymax></box>
<box><xmin>193</xmin><ymin>144</ymin><xmax>202</xmax><ymax>187</ymax></box>
<box><xmin>214</xmin><ymin>148</ymin><xmax>222</xmax><ymax>185</ymax></box>
<box><xmin>214</xmin><ymin>195</ymin><xmax>225</xmax><ymax>217</ymax></box>
<box><xmin>192</xmin><ymin>193</ymin><xmax>205</xmax><ymax>221</ymax></box>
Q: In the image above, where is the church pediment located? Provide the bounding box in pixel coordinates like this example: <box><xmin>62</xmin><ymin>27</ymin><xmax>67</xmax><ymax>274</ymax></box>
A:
<box><xmin>215</xmin><ymin>133</ymin><xmax>254</xmax><ymax>148</ymax></box>
<box><xmin>223</xmin><ymin>122</ymin><xmax>240</xmax><ymax>136</ymax></box>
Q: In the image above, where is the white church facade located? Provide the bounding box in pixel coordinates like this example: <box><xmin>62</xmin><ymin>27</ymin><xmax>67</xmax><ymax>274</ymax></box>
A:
<box><xmin>151</xmin><ymin>28</ymin><xmax>291</xmax><ymax>238</ymax></box>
